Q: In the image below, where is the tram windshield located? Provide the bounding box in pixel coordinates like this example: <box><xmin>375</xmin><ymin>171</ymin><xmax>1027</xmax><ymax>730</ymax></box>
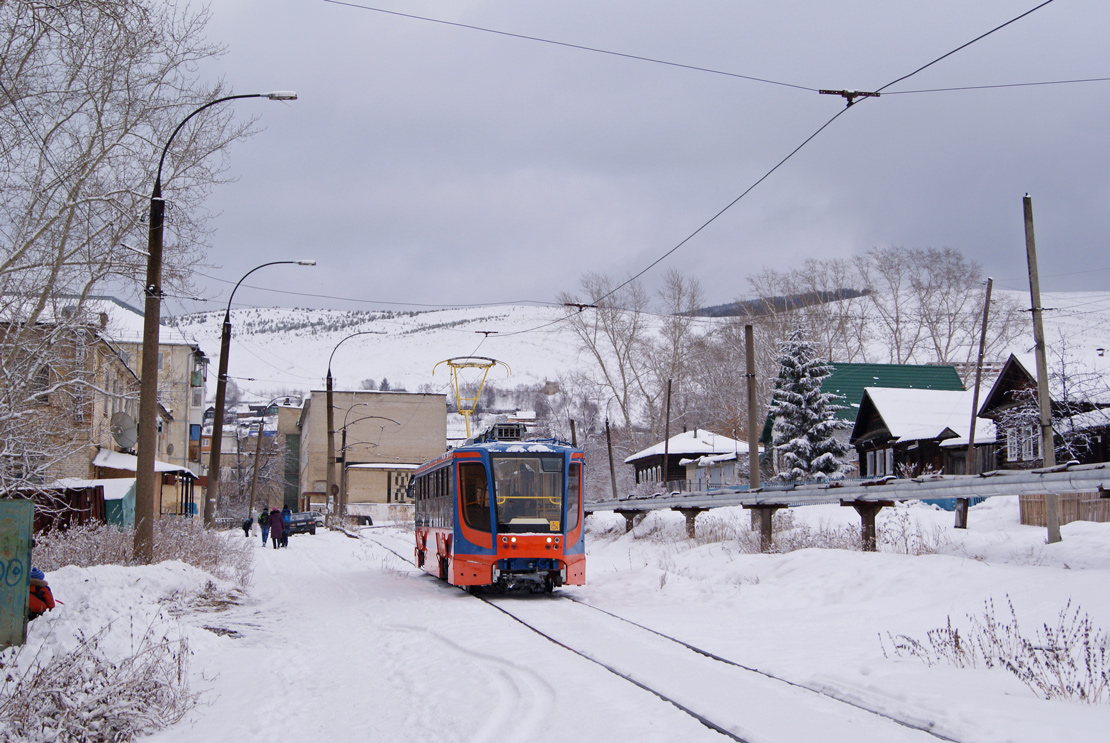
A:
<box><xmin>492</xmin><ymin>454</ymin><xmax>564</xmax><ymax>533</ymax></box>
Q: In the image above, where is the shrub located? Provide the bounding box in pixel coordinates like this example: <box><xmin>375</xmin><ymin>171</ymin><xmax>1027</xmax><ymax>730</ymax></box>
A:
<box><xmin>33</xmin><ymin>518</ymin><xmax>253</xmax><ymax>587</ymax></box>
<box><xmin>0</xmin><ymin>625</ymin><xmax>197</xmax><ymax>741</ymax></box>
<box><xmin>882</xmin><ymin>596</ymin><xmax>1110</xmax><ymax>703</ymax></box>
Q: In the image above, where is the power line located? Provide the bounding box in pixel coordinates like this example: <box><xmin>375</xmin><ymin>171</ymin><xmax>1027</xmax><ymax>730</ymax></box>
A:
<box><xmin>321</xmin><ymin>0</ymin><xmax>817</xmax><ymax>93</ymax></box>
<box><xmin>877</xmin><ymin>0</ymin><xmax>1057</xmax><ymax>93</ymax></box>
<box><xmin>886</xmin><ymin>76</ymin><xmax>1110</xmax><ymax>96</ymax></box>
<box><xmin>495</xmin><ymin>0</ymin><xmax>1063</xmax><ymax>340</ymax></box>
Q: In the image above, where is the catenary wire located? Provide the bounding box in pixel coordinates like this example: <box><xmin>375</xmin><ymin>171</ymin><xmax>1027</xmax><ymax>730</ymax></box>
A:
<box><xmin>877</xmin><ymin>0</ymin><xmax>1056</xmax><ymax>93</ymax></box>
<box><xmin>886</xmin><ymin>76</ymin><xmax>1110</xmax><ymax>95</ymax></box>
<box><xmin>495</xmin><ymin>0</ymin><xmax>1064</xmax><ymax>338</ymax></box>
<box><xmin>321</xmin><ymin>0</ymin><xmax>816</xmax><ymax>92</ymax></box>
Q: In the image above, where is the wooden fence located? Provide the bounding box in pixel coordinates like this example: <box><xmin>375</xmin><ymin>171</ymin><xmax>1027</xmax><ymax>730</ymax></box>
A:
<box><xmin>1019</xmin><ymin>491</ymin><xmax>1110</xmax><ymax>527</ymax></box>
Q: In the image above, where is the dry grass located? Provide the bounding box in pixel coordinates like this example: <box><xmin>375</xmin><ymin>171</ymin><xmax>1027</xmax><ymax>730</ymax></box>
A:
<box><xmin>0</xmin><ymin>624</ymin><xmax>198</xmax><ymax>741</ymax></box>
<box><xmin>882</xmin><ymin>596</ymin><xmax>1110</xmax><ymax>703</ymax></box>
<box><xmin>33</xmin><ymin>518</ymin><xmax>254</xmax><ymax>587</ymax></box>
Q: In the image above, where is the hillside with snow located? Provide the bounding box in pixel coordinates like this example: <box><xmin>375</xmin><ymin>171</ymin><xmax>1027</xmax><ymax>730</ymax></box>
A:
<box><xmin>169</xmin><ymin>290</ymin><xmax>1110</xmax><ymax>407</ymax></box>
<box><xmin>172</xmin><ymin>304</ymin><xmax>601</xmax><ymax>402</ymax></box>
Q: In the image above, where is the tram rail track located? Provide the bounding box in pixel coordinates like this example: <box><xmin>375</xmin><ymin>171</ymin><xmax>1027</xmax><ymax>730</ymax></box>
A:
<box><xmin>363</xmin><ymin>531</ymin><xmax>960</xmax><ymax>743</ymax></box>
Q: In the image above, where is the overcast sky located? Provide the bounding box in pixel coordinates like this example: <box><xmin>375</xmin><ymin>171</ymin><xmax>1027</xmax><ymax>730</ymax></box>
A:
<box><xmin>160</xmin><ymin>0</ymin><xmax>1110</xmax><ymax>316</ymax></box>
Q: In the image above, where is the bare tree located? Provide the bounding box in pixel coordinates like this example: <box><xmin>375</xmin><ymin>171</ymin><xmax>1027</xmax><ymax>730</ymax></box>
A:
<box><xmin>1</xmin><ymin>1</ymin><xmax>253</xmax><ymax>489</ymax></box>
<box><xmin>855</xmin><ymin>247</ymin><xmax>926</xmax><ymax>364</ymax></box>
<box><xmin>557</xmin><ymin>273</ymin><xmax>653</xmax><ymax>437</ymax></box>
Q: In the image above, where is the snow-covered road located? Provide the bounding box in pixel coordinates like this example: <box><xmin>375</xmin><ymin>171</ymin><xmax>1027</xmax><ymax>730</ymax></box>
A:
<box><xmin>147</xmin><ymin>528</ymin><xmax>734</xmax><ymax>742</ymax></box>
<box><xmin>120</xmin><ymin>499</ymin><xmax>1110</xmax><ymax>742</ymax></box>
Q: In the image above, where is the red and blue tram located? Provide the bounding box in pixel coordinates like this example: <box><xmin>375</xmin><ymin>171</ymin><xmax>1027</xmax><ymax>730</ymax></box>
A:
<box><xmin>412</xmin><ymin>428</ymin><xmax>585</xmax><ymax>592</ymax></box>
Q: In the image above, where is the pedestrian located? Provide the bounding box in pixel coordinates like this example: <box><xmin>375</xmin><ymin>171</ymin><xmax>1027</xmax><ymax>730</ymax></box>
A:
<box><xmin>260</xmin><ymin>507</ymin><xmax>270</xmax><ymax>546</ymax></box>
<box><xmin>281</xmin><ymin>506</ymin><xmax>292</xmax><ymax>548</ymax></box>
<box><xmin>268</xmin><ymin>507</ymin><xmax>283</xmax><ymax>550</ymax></box>
<box><xmin>242</xmin><ymin>516</ymin><xmax>251</xmax><ymax>537</ymax></box>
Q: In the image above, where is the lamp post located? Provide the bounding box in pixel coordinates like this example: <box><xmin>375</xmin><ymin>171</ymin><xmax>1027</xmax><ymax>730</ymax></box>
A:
<box><xmin>206</xmin><ymin>260</ymin><xmax>315</xmax><ymax>527</ymax></box>
<box><xmin>135</xmin><ymin>91</ymin><xmax>297</xmax><ymax>563</ymax></box>
<box><xmin>338</xmin><ymin>413</ymin><xmax>400</xmax><ymax>512</ymax></box>
<box><xmin>325</xmin><ymin>331</ymin><xmax>385</xmax><ymax>524</ymax></box>
<box><xmin>247</xmin><ymin>396</ymin><xmax>292</xmax><ymax>529</ymax></box>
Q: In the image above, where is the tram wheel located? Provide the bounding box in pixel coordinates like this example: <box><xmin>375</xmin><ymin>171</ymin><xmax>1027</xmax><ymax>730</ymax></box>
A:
<box><xmin>416</xmin><ymin>549</ymin><xmax>425</xmax><ymax>568</ymax></box>
<box><xmin>439</xmin><ymin>557</ymin><xmax>448</xmax><ymax>582</ymax></box>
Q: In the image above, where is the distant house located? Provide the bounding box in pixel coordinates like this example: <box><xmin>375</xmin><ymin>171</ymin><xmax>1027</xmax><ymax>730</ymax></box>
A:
<box><xmin>977</xmin><ymin>354</ymin><xmax>1110</xmax><ymax>469</ymax></box>
<box><xmin>850</xmin><ymin>387</ymin><xmax>996</xmax><ymax>478</ymax></box>
<box><xmin>762</xmin><ymin>362</ymin><xmax>967</xmax><ymax>476</ymax></box>
<box><xmin>625</xmin><ymin>429</ymin><xmax>751</xmax><ymax>490</ymax></box>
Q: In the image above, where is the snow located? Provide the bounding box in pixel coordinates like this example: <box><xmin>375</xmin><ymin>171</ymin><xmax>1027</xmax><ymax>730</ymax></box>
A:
<box><xmin>625</xmin><ymin>429</ymin><xmax>751</xmax><ymax>463</ymax></box>
<box><xmin>53</xmin><ymin>477</ymin><xmax>135</xmax><ymax>501</ymax></box>
<box><xmin>11</xmin><ymin>499</ymin><xmax>1110</xmax><ymax>742</ymax></box>
<box><xmin>861</xmin><ymin>387</ymin><xmax>997</xmax><ymax>445</ymax></box>
<box><xmin>91</xmin><ymin>447</ymin><xmax>197</xmax><ymax>477</ymax></box>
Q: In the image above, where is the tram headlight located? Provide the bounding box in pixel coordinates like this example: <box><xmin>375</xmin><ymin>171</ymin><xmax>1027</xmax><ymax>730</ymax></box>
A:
<box><xmin>510</xmin><ymin>536</ymin><xmax>516</xmax><ymax>543</ymax></box>
<box><xmin>546</xmin><ymin>537</ymin><xmax>552</xmax><ymax>543</ymax></box>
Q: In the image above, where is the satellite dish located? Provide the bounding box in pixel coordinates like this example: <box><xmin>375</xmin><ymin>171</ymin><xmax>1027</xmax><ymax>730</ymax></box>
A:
<box><xmin>110</xmin><ymin>412</ymin><xmax>138</xmax><ymax>450</ymax></box>
<box><xmin>166</xmin><ymin>443</ymin><xmax>175</xmax><ymax>456</ymax></box>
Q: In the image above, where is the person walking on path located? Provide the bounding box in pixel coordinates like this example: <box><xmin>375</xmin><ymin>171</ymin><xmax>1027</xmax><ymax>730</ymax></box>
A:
<box><xmin>268</xmin><ymin>508</ymin><xmax>284</xmax><ymax>550</ymax></box>
<box><xmin>259</xmin><ymin>508</ymin><xmax>270</xmax><ymax>546</ymax></box>
<box><xmin>242</xmin><ymin>516</ymin><xmax>251</xmax><ymax>538</ymax></box>
<box><xmin>281</xmin><ymin>506</ymin><xmax>292</xmax><ymax>548</ymax></box>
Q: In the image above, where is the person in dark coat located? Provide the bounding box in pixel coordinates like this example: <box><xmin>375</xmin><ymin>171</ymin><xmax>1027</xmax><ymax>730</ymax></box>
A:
<box><xmin>242</xmin><ymin>516</ymin><xmax>251</xmax><ymax>537</ymax></box>
<box><xmin>268</xmin><ymin>508</ymin><xmax>284</xmax><ymax>550</ymax></box>
<box><xmin>260</xmin><ymin>507</ymin><xmax>270</xmax><ymax>546</ymax></box>
<box><xmin>281</xmin><ymin>505</ymin><xmax>292</xmax><ymax>548</ymax></box>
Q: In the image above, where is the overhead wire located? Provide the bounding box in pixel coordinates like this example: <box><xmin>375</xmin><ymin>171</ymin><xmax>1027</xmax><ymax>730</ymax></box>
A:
<box><xmin>494</xmin><ymin>0</ymin><xmax>1063</xmax><ymax>338</ymax></box>
<box><xmin>320</xmin><ymin>0</ymin><xmax>817</xmax><ymax>93</ymax></box>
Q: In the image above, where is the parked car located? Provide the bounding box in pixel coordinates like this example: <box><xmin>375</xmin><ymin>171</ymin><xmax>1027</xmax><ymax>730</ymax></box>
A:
<box><xmin>286</xmin><ymin>511</ymin><xmax>324</xmax><ymax>535</ymax></box>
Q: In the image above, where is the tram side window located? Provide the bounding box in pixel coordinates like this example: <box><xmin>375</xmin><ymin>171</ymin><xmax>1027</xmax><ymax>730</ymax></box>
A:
<box><xmin>566</xmin><ymin>462</ymin><xmax>581</xmax><ymax>532</ymax></box>
<box><xmin>459</xmin><ymin>462</ymin><xmax>490</xmax><ymax>532</ymax></box>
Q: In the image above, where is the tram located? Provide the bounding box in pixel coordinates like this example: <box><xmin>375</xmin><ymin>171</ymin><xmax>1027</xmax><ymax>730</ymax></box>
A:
<box><xmin>413</xmin><ymin>423</ymin><xmax>585</xmax><ymax>592</ymax></box>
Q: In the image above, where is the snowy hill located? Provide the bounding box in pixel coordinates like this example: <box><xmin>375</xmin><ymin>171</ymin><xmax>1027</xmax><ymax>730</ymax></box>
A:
<box><xmin>169</xmin><ymin>290</ymin><xmax>1110</xmax><ymax>406</ymax></box>
<box><xmin>171</xmin><ymin>304</ymin><xmax>599</xmax><ymax>402</ymax></box>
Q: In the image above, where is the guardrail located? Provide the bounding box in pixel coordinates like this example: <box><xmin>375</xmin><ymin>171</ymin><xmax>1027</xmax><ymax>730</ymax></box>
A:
<box><xmin>586</xmin><ymin>462</ymin><xmax>1110</xmax><ymax>551</ymax></box>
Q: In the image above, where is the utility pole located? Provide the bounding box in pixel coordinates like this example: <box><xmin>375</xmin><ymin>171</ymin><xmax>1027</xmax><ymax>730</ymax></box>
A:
<box><xmin>605</xmin><ymin>416</ymin><xmax>618</xmax><ymax>501</ymax></box>
<box><xmin>958</xmin><ymin>279</ymin><xmax>993</xmax><ymax>529</ymax></box>
<box><xmin>1024</xmin><ymin>195</ymin><xmax>1061</xmax><ymax>543</ymax></box>
<box><xmin>746</xmin><ymin>325</ymin><xmax>760</xmax><ymax>490</ymax></box>
<box><xmin>661</xmin><ymin>379</ymin><xmax>672</xmax><ymax>487</ymax></box>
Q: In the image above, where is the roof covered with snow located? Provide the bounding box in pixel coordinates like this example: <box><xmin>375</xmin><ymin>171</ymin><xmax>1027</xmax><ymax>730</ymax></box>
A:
<box><xmin>92</xmin><ymin>448</ymin><xmax>197</xmax><ymax>478</ymax></box>
<box><xmin>53</xmin><ymin>477</ymin><xmax>136</xmax><ymax>501</ymax></box>
<box><xmin>852</xmin><ymin>387</ymin><xmax>996</xmax><ymax>446</ymax></box>
<box><xmin>625</xmin><ymin>429</ymin><xmax>750</xmax><ymax>464</ymax></box>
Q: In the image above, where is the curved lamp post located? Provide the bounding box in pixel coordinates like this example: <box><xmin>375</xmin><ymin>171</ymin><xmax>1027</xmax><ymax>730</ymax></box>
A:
<box><xmin>338</xmin><ymin>413</ymin><xmax>400</xmax><ymax>514</ymax></box>
<box><xmin>135</xmin><ymin>91</ymin><xmax>297</xmax><ymax>562</ymax></box>
<box><xmin>246</xmin><ymin>395</ymin><xmax>294</xmax><ymax>528</ymax></box>
<box><xmin>324</xmin><ymin>331</ymin><xmax>385</xmax><ymax>523</ymax></box>
<box><xmin>206</xmin><ymin>260</ymin><xmax>315</xmax><ymax>527</ymax></box>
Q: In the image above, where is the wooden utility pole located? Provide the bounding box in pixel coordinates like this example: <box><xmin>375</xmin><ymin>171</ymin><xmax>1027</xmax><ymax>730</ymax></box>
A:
<box><xmin>745</xmin><ymin>325</ymin><xmax>760</xmax><ymax>490</ymax></box>
<box><xmin>605</xmin><ymin>417</ymin><xmax>618</xmax><ymax>501</ymax></box>
<box><xmin>1023</xmin><ymin>194</ymin><xmax>1061</xmax><ymax>543</ymax></box>
<box><xmin>661</xmin><ymin>380</ymin><xmax>673</xmax><ymax>487</ymax></box>
<box><xmin>958</xmin><ymin>279</ymin><xmax>993</xmax><ymax>529</ymax></box>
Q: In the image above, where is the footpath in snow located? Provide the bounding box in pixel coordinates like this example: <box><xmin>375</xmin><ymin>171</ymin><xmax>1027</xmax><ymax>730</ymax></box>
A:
<box><xmin>12</xmin><ymin>498</ymin><xmax>1110</xmax><ymax>742</ymax></box>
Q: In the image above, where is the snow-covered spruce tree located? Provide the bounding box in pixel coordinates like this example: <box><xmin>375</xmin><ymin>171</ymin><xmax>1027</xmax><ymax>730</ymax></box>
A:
<box><xmin>768</xmin><ymin>325</ymin><xmax>849</xmax><ymax>482</ymax></box>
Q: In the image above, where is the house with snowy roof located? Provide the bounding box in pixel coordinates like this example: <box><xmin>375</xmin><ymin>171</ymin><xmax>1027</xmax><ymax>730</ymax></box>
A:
<box><xmin>977</xmin><ymin>353</ymin><xmax>1110</xmax><ymax>469</ymax></box>
<box><xmin>850</xmin><ymin>387</ymin><xmax>996</xmax><ymax>478</ymax></box>
<box><xmin>761</xmin><ymin>362</ymin><xmax>967</xmax><ymax>477</ymax></box>
<box><xmin>624</xmin><ymin>429</ymin><xmax>756</xmax><ymax>490</ymax></box>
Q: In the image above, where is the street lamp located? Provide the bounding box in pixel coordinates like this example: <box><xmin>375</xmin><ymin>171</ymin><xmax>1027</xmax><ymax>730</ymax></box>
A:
<box><xmin>325</xmin><ymin>331</ymin><xmax>386</xmax><ymax>523</ymax></box>
<box><xmin>135</xmin><ymin>91</ymin><xmax>297</xmax><ymax>563</ymax></box>
<box><xmin>246</xmin><ymin>395</ymin><xmax>293</xmax><ymax>529</ymax></box>
<box><xmin>338</xmin><ymin>413</ymin><xmax>400</xmax><ymax>513</ymax></box>
<box><xmin>206</xmin><ymin>260</ymin><xmax>315</xmax><ymax>527</ymax></box>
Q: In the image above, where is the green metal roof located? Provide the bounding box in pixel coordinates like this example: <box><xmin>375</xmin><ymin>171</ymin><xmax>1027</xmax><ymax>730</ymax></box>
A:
<box><xmin>761</xmin><ymin>362</ymin><xmax>965</xmax><ymax>442</ymax></box>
